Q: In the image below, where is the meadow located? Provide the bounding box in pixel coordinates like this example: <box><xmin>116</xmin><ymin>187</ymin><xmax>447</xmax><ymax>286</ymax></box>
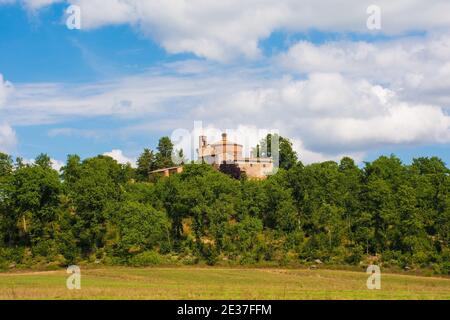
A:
<box><xmin>0</xmin><ymin>266</ymin><xmax>449</xmax><ymax>300</ymax></box>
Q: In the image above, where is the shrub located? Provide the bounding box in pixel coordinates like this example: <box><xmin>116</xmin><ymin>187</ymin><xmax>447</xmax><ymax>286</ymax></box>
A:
<box><xmin>200</xmin><ymin>244</ymin><xmax>218</xmax><ymax>266</ymax></box>
<box><xmin>129</xmin><ymin>251</ymin><xmax>163</xmax><ymax>266</ymax></box>
<box><xmin>345</xmin><ymin>245</ymin><xmax>364</xmax><ymax>265</ymax></box>
<box><xmin>0</xmin><ymin>247</ymin><xmax>25</xmax><ymax>264</ymax></box>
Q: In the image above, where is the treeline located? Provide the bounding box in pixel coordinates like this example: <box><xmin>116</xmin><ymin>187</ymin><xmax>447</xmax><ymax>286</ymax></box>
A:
<box><xmin>0</xmin><ymin>137</ymin><xmax>449</xmax><ymax>274</ymax></box>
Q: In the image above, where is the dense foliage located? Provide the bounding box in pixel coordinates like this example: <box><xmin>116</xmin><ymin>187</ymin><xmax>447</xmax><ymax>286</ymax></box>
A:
<box><xmin>0</xmin><ymin>137</ymin><xmax>449</xmax><ymax>274</ymax></box>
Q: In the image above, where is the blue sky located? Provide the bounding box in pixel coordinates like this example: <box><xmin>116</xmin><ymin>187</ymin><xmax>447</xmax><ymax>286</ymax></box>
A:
<box><xmin>1</xmin><ymin>1</ymin><xmax>450</xmax><ymax>168</ymax></box>
<box><xmin>1</xmin><ymin>4</ymin><xmax>166</xmax><ymax>82</ymax></box>
<box><xmin>0</xmin><ymin>2</ymin><xmax>195</xmax><ymax>164</ymax></box>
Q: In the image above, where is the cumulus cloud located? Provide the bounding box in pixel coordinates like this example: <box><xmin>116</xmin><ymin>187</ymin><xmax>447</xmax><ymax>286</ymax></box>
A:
<box><xmin>2</xmin><ymin>0</ymin><xmax>450</xmax><ymax>163</ymax></box>
<box><xmin>70</xmin><ymin>0</ymin><xmax>450</xmax><ymax>60</ymax></box>
<box><xmin>2</xmin><ymin>0</ymin><xmax>449</xmax><ymax>61</ymax></box>
<box><xmin>66</xmin><ymin>0</ymin><xmax>450</xmax><ymax>61</ymax></box>
<box><xmin>50</xmin><ymin>158</ymin><xmax>64</xmax><ymax>171</ymax></box>
<box><xmin>0</xmin><ymin>74</ymin><xmax>17</xmax><ymax>153</ymax></box>
<box><xmin>0</xmin><ymin>74</ymin><xmax>13</xmax><ymax>107</ymax></box>
<box><xmin>23</xmin><ymin>157</ymin><xmax>65</xmax><ymax>171</ymax></box>
<box><xmin>0</xmin><ymin>0</ymin><xmax>14</xmax><ymax>5</ymax></box>
<box><xmin>2</xmin><ymin>65</ymin><xmax>253</xmax><ymax>125</ymax></box>
<box><xmin>0</xmin><ymin>123</ymin><xmax>17</xmax><ymax>153</ymax></box>
<box><xmin>23</xmin><ymin>0</ymin><xmax>63</xmax><ymax>10</ymax></box>
<box><xmin>4</xmin><ymin>58</ymin><xmax>450</xmax><ymax>162</ymax></box>
<box><xmin>292</xmin><ymin>138</ymin><xmax>365</xmax><ymax>165</ymax></box>
<box><xmin>278</xmin><ymin>33</ymin><xmax>450</xmax><ymax>107</ymax></box>
<box><xmin>103</xmin><ymin>149</ymin><xmax>136</xmax><ymax>167</ymax></box>
<box><xmin>194</xmin><ymin>72</ymin><xmax>450</xmax><ymax>154</ymax></box>
<box><xmin>0</xmin><ymin>0</ymin><xmax>63</xmax><ymax>10</ymax></box>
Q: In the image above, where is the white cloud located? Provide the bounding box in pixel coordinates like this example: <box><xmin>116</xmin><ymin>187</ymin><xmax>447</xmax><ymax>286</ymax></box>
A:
<box><xmin>1</xmin><ymin>1</ymin><xmax>449</xmax><ymax>164</ymax></box>
<box><xmin>0</xmin><ymin>74</ymin><xmax>17</xmax><ymax>154</ymax></box>
<box><xmin>278</xmin><ymin>33</ymin><xmax>450</xmax><ymax>107</ymax></box>
<box><xmin>0</xmin><ymin>0</ymin><xmax>63</xmax><ymax>10</ymax></box>
<box><xmin>3</xmin><ymin>0</ymin><xmax>450</xmax><ymax>61</ymax></box>
<box><xmin>0</xmin><ymin>123</ymin><xmax>17</xmax><ymax>154</ymax></box>
<box><xmin>64</xmin><ymin>0</ymin><xmax>450</xmax><ymax>61</ymax></box>
<box><xmin>4</xmin><ymin>70</ymin><xmax>225</xmax><ymax>125</ymax></box>
<box><xmin>47</xmin><ymin>127</ymin><xmax>104</xmax><ymax>140</ymax></box>
<box><xmin>195</xmin><ymin>72</ymin><xmax>450</xmax><ymax>154</ymax></box>
<box><xmin>103</xmin><ymin>149</ymin><xmax>136</xmax><ymax>167</ymax></box>
<box><xmin>292</xmin><ymin>138</ymin><xmax>365</xmax><ymax>165</ymax></box>
<box><xmin>50</xmin><ymin>158</ymin><xmax>64</xmax><ymax>171</ymax></box>
<box><xmin>23</xmin><ymin>157</ymin><xmax>65</xmax><ymax>171</ymax></box>
<box><xmin>0</xmin><ymin>74</ymin><xmax>13</xmax><ymax>107</ymax></box>
<box><xmin>22</xmin><ymin>0</ymin><xmax>63</xmax><ymax>10</ymax></box>
<box><xmin>4</xmin><ymin>58</ymin><xmax>450</xmax><ymax>163</ymax></box>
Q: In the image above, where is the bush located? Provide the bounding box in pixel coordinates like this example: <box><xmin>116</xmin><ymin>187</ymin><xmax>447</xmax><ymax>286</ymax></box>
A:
<box><xmin>31</xmin><ymin>240</ymin><xmax>59</xmax><ymax>262</ymax></box>
<box><xmin>129</xmin><ymin>251</ymin><xmax>163</xmax><ymax>266</ymax></box>
<box><xmin>441</xmin><ymin>262</ymin><xmax>450</xmax><ymax>275</ymax></box>
<box><xmin>345</xmin><ymin>245</ymin><xmax>364</xmax><ymax>265</ymax></box>
<box><xmin>181</xmin><ymin>254</ymin><xmax>198</xmax><ymax>265</ymax></box>
<box><xmin>200</xmin><ymin>244</ymin><xmax>218</xmax><ymax>266</ymax></box>
<box><xmin>0</xmin><ymin>247</ymin><xmax>25</xmax><ymax>264</ymax></box>
<box><xmin>433</xmin><ymin>262</ymin><xmax>450</xmax><ymax>275</ymax></box>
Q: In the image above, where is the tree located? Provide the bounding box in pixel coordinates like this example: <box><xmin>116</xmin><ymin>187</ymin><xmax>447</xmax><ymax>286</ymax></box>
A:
<box><xmin>108</xmin><ymin>201</ymin><xmax>170</xmax><ymax>256</ymax></box>
<box><xmin>0</xmin><ymin>153</ymin><xmax>13</xmax><ymax>177</ymax></box>
<box><xmin>263</xmin><ymin>174</ymin><xmax>299</xmax><ymax>232</ymax></box>
<box><xmin>0</xmin><ymin>153</ymin><xmax>13</xmax><ymax>248</ymax></box>
<box><xmin>61</xmin><ymin>155</ymin><xmax>81</xmax><ymax>185</ymax></box>
<box><xmin>257</xmin><ymin>134</ymin><xmax>298</xmax><ymax>170</ymax></box>
<box><xmin>223</xmin><ymin>216</ymin><xmax>264</xmax><ymax>263</ymax></box>
<box><xmin>34</xmin><ymin>153</ymin><xmax>53</xmax><ymax>170</ymax></box>
<box><xmin>63</xmin><ymin>156</ymin><xmax>125</xmax><ymax>255</ymax></box>
<box><xmin>1</xmin><ymin>134</ymin><xmax>450</xmax><ymax>274</ymax></box>
<box><xmin>338</xmin><ymin>157</ymin><xmax>363</xmax><ymax>244</ymax></box>
<box><xmin>136</xmin><ymin>149</ymin><xmax>156</xmax><ymax>181</ymax></box>
<box><xmin>4</xmin><ymin>162</ymin><xmax>61</xmax><ymax>248</ymax></box>
<box><xmin>394</xmin><ymin>185</ymin><xmax>428</xmax><ymax>256</ymax></box>
<box><xmin>155</xmin><ymin>137</ymin><xmax>174</xmax><ymax>169</ymax></box>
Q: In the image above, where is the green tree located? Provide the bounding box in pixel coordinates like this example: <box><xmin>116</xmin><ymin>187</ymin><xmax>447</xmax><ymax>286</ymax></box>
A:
<box><xmin>223</xmin><ymin>216</ymin><xmax>264</xmax><ymax>263</ymax></box>
<box><xmin>1</xmin><ymin>134</ymin><xmax>450</xmax><ymax>273</ymax></box>
<box><xmin>136</xmin><ymin>149</ymin><xmax>156</xmax><ymax>181</ymax></box>
<box><xmin>62</xmin><ymin>156</ymin><xmax>125</xmax><ymax>255</ymax></box>
<box><xmin>4</xmin><ymin>161</ymin><xmax>61</xmax><ymax>250</ymax></box>
<box><xmin>108</xmin><ymin>201</ymin><xmax>170</xmax><ymax>256</ymax></box>
<box><xmin>263</xmin><ymin>174</ymin><xmax>299</xmax><ymax>232</ymax></box>
<box><xmin>257</xmin><ymin>134</ymin><xmax>298</xmax><ymax>170</ymax></box>
<box><xmin>34</xmin><ymin>153</ymin><xmax>53</xmax><ymax>170</ymax></box>
<box><xmin>155</xmin><ymin>137</ymin><xmax>175</xmax><ymax>169</ymax></box>
<box><xmin>61</xmin><ymin>155</ymin><xmax>81</xmax><ymax>185</ymax></box>
<box><xmin>0</xmin><ymin>153</ymin><xmax>13</xmax><ymax>177</ymax></box>
<box><xmin>0</xmin><ymin>153</ymin><xmax>13</xmax><ymax>247</ymax></box>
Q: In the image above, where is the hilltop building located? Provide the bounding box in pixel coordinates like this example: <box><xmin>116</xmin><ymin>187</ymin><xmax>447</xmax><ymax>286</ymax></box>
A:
<box><xmin>198</xmin><ymin>133</ymin><xmax>273</xmax><ymax>179</ymax></box>
<box><xmin>150</xmin><ymin>133</ymin><xmax>274</xmax><ymax>179</ymax></box>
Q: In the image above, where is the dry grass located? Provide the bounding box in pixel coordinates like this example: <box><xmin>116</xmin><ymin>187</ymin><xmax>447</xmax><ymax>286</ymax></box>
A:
<box><xmin>0</xmin><ymin>266</ymin><xmax>449</xmax><ymax>300</ymax></box>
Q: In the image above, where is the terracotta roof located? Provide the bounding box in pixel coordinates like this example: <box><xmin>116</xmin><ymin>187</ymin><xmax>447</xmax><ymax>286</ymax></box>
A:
<box><xmin>150</xmin><ymin>166</ymin><xmax>182</xmax><ymax>173</ymax></box>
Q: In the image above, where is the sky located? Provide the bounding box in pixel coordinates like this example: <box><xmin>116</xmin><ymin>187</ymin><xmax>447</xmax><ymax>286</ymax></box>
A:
<box><xmin>0</xmin><ymin>0</ymin><xmax>450</xmax><ymax>170</ymax></box>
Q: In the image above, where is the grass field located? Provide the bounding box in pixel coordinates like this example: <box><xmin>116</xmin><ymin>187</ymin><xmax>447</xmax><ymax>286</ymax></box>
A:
<box><xmin>0</xmin><ymin>266</ymin><xmax>449</xmax><ymax>300</ymax></box>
